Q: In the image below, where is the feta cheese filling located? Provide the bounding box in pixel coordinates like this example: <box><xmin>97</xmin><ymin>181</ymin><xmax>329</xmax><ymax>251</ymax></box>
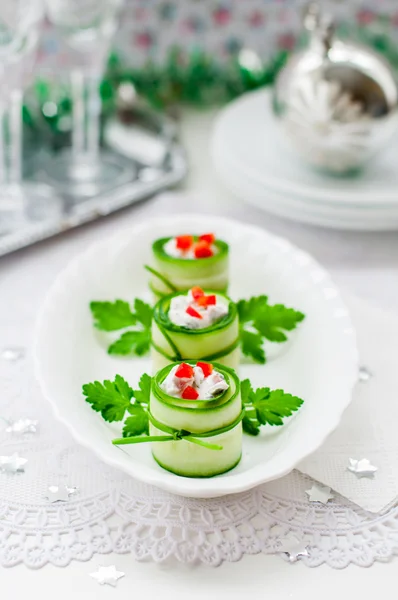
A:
<box><xmin>163</xmin><ymin>237</ymin><xmax>218</xmax><ymax>259</ymax></box>
<box><xmin>168</xmin><ymin>289</ymin><xmax>229</xmax><ymax>329</ymax></box>
<box><xmin>161</xmin><ymin>363</ymin><xmax>229</xmax><ymax>400</ymax></box>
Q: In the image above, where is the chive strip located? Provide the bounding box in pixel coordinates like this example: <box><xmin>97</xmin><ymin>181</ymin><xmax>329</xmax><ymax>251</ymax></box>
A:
<box><xmin>112</xmin><ymin>409</ymin><xmax>245</xmax><ymax>450</ymax></box>
<box><xmin>144</xmin><ymin>265</ymin><xmax>178</xmax><ymax>293</ymax></box>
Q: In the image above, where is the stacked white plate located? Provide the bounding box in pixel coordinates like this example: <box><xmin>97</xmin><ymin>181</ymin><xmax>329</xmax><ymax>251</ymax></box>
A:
<box><xmin>211</xmin><ymin>88</ymin><xmax>398</xmax><ymax>231</ymax></box>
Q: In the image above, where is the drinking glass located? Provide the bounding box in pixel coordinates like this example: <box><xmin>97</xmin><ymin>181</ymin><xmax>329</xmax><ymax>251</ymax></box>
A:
<box><xmin>43</xmin><ymin>0</ymin><xmax>130</xmax><ymax>198</ymax></box>
<box><xmin>0</xmin><ymin>0</ymin><xmax>61</xmax><ymax>233</ymax></box>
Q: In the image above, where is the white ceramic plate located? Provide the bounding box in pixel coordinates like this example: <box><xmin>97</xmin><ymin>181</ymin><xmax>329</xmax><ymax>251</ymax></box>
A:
<box><xmin>35</xmin><ymin>215</ymin><xmax>358</xmax><ymax>498</ymax></box>
<box><xmin>212</xmin><ymin>88</ymin><xmax>398</xmax><ymax>206</ymax></box>
<box><xmin>213</xmin><ymin>147</ymin><xmax>398</xmax><ymax>231</ymax></box>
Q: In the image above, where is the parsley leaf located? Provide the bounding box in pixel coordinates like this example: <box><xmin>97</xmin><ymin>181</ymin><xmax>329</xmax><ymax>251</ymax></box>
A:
<box><xmin>83</xmin><ymin>373</ymin><xmax>151</xmax><ymax>436</ymax></box>
<box><xmin>241</xmin><ymin>378</ymin><xmax>304</xmax><ymax>435</ymax></box>
<box><xmin>123</xmin><ymin>405</ymin><xmax>149</xmax><ymax>437</ymax></box>
<box><xmin>237</xmin><ymin>295</ymin><xmax>305</xmax><ymax>363</ymax></box>
<box><xmin>90</xmin><ymin>300</ymin><xmax>137</xmax><ymax>331</ymax></box>
<box><xmin>254</xmin><ymin>304</ymin><xmax>305</xmax><ymax>343</ymax></box>
<box><xmin>240</xmin><ymin>329</ymin><xmax>265</xmax><ymax>364</ymax></box>
<box><xmin>90</xmin><ymin>298</ymin><xmax>153</xmax><ymax>357</ymax></box>
<box><xmin>134</xmin><ymin>298</ymin><xmax>153</xmax><ymax>329</ymax></box>
<box><xmin>82</xmin><ymin>374</ymin><xmax>134</xmax><ymax>422</ymax></box>
<box><xmin>108</xmin><ymin>330</ymin><xmax>151</xmax><ymax>356</ymax></box>
<box><xmin>132</xmin><ymin>373</ymin><xmax>151</xmax><ymax>405</ymax></box>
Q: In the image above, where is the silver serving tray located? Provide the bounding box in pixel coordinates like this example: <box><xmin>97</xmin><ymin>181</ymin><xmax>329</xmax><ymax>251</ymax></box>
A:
<box><xmin>0</xmin><ymin>112</ymin><xmax>188</xmax><ymax>258</ymax></box>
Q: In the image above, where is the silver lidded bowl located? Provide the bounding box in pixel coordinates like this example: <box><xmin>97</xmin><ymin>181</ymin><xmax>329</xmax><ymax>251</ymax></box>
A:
<box><xmin>273</xmin><ymin>2</ymin><xmax>398</xmax><ymax>174</ymax></box>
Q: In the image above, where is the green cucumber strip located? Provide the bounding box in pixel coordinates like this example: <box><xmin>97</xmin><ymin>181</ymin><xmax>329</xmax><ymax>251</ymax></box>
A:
<box><xmin>152</xmin><ymin>237</ymin><xmax>229</xmax><ymax>267</ymax></box>
<box><xmin>152</xmin><ymin>452</ymin><xmax>242</xmax><ymax>479</ymax></box>
<box><xmin>144</xmin><ymin>265</ymin><xmax>178</xmax><ymax>293</ymax></box>
<box><xmin>153</xmin><ymin>291</ymin><xmax>237</xmax><ymax>336</ymax></box>
<box><xmin>155</xmin><ymin>323</ymin><xmax>183</xmax><ymax>361</ymax></box>
<box><xmin>153</xmin><ymin>361</ymin><xmax>240</xmax><ymax>412</ymax></box>
<box><xmin>151</xmin><ymin>337</ymin><xmax>240</xmax><ymax>364</ymax></box>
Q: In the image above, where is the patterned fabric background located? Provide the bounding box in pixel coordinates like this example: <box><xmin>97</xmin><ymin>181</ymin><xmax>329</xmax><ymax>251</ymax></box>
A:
<box><xmin>37</xmin><ymin>0</ymin><xmax>398</xmax><ymax>72</ymax></box>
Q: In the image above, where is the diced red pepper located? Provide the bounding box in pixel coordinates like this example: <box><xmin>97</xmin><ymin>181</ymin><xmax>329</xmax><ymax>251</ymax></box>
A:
<box><xmin>175</xmin><ymin>363</ymin><xmax>194</xmax><ymax>379</ymax></box>
<box><xmin>196</xmin><ymin>362</ymin><xmax>213</xmax><ymax>377</ymax></box>
<box><xmin>182</xmin><ymin>385</ymin><xmax>199</xmax><ymax>400</ymax></box>
<box><xmin>194</xmin><ymin>241</ymin><xmax>214</xmax><ymax>259</ymax></box>
<box><xmin>191</xmin><ymin>286</ymin><xmax>205</xmax><ymax>300</ymax></box>
<box><xmin>196</xmin><ymin>294</ymin><xmax>217</xmax><ymax>307</ymax></box>
<box><xmin>199</xmin><ymin>233</ymin><xmax>215</xmax><ymax>244</ymax></box>
<box><xmin>176</xmin><ymin>235</ymin><xmax>193</xmax><ymax>251</ymax></box>
<box><xmin>186</xmin><ymin>305</ymin><xmax>203</xmax><ymax>319</ymax></box>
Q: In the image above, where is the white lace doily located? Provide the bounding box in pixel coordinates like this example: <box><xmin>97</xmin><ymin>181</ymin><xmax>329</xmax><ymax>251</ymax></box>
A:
<box><xmin>1</xmin><ymin>354</ymin><xmax>398</xmax><ymax>570</ymax></box>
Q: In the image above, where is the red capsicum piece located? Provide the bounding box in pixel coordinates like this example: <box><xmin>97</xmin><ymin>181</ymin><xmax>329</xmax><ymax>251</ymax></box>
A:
<box><xmin>175</xmin><ymin>363</ymin><xmax>194</xmax><ymax>379</ymax></box>
<box><xmin>181</xmin><ymin>385</ymin><xmax>199</xmax><ymax>400</ymax></box>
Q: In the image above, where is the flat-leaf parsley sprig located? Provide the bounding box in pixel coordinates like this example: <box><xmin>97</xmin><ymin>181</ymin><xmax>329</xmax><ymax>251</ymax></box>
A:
<box><xmin>83</xmin><ymin>373</ymin><xmax>303</xmax><ymax>444</ymax></box>
<box><xmin>237</xmin><ymin>295</ymin><xmax>305</xmax><ymax>364</ymax></box>
<box><xmin>82</xmin><ymin>373</ymin><xmax>304</xmax><ymax>445</ymax></box>
<box><xmin>83</xmin><ymin>373</ymin><xmax>151</xmax><ymax>437</ymax></box>
<box><xmin>89</xmin><ymin>294</ymin><xmax>304</xmax><ymax>363</ymax></box>
<box><xmin>240</xmin><ymin>379</ymin><xmax>304</xmax><ymax>436</ymax></box>
<box><xmin>90</xmin><ymin>298</ymin><xmax>153</xmax><ymax>357</ymax></box>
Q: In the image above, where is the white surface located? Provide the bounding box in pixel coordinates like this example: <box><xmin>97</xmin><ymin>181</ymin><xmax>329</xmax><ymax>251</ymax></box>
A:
<box><xmin>1</xmin><ymin>108</ymin><xmax>398</xmax><ymax>596</ymax></box>
<box><xmin>298</xmin><ymin>296</ymin><xmax>398</xmax><ymax>513</ymax></box>
<box><xmin>35</xmin><ymin>213</ymin><xmax>358</xmax><ymax>497</ymax></box>
<box><xmin>2</xmin><ymin>293</ymin><xmax>397</xmax><ymax>572</ymax></box>
<box><xmin>211</xmin><ymin>89</ymin><xmax>398</xmax><ymax>230</ymax></box>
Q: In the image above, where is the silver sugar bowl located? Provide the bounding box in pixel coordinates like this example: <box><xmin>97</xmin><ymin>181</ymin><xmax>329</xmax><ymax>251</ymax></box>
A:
<box><xmin>273</xmin><ymin>2</ymin><xmax>398</xmax><ymax>174</ymax></box>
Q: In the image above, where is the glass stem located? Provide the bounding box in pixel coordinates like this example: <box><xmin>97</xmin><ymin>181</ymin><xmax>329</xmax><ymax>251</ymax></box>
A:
<box><xmin>71</xmin><ymin>69</ymin><xmax>101</xmax><ymax>159</ymax></box>
<box><xmin>0</xmin><ymin>104</ymin><xmax>6</xmax><ymax>184</ymax></box>
<box><xmin>8</xmin><ymin>89</ymin><xmax>23</xmax><ymax>184</ymax></box>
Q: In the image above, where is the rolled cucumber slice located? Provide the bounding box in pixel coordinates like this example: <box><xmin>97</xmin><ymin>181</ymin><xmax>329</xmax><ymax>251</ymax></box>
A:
<box><xmin>150</xmin><ymin>362</ymin><xmax>242</xmax><ymax>477</ymax></box>
<box><xmin>151</xmin><ymin>291</ymin><xmax>240</xmax><ymax>371</ymax></box>
<box><xmin>150</xmin><ymin>236</ymin><xmax>229</xmax><ymax>299</ymax></box>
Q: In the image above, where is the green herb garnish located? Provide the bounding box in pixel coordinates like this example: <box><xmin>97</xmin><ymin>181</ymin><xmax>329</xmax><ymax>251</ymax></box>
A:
<box><xmin>82</xmin><ymin>373</ymin><xmax>304</xmax><ymax>445</ymax></box>
<box><xmin>241</xmin><ymin>378</ymin><xmax>304</xmax><ymax>435</ymax></box>
<box><xmin>237</xmin><ymin>295</ymin><xmax>305</xmax><ymax>364</ymax></box>
<box><xmin>90</xmin><ymin>298</ymin><xmax>153</xmax><ymax>357</ymax></box>
<box><xmin>83</xmin><ymin>373</ymin><xmax>151</xmax><ymax>437</ymax></box>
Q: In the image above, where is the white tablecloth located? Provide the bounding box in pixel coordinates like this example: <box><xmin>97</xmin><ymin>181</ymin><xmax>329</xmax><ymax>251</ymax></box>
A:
<box><xmin>1</xmin><ymin>110</ymin><xmax>397</xmax><ymax>598</ymax></box>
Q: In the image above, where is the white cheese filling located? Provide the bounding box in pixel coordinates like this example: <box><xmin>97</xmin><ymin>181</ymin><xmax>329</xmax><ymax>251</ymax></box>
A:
<box><xmin>168</xmin><ymin>290</ymin><xmax>228</xmax><ymax>329</ymax></box>
<box><xmin>163</xmin><ymin>237</ymin><xmax>218</xmax><ymax>259</ymax></box>
<box><xmin>161</xmin><ymin>364</ymin><xmax>229</xmax><ymax>400</ymax></box>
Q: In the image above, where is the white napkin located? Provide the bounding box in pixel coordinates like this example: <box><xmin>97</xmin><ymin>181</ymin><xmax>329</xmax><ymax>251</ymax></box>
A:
<box><xmin>298</xmin><ymin>294</ymin><xmax>398</xmax><ymax>513</ymax></box>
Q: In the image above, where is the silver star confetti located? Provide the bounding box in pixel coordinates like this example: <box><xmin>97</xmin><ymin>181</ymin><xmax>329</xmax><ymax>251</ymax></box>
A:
<box><xmin>305</xmin><ymin>483</ymin><xmax>334</xmax><ymax>504</ymax></box>
<box><xmin>347</xmin><ymin>458</ymin><xmax>378</xmax><ymax>479</ymax></box>
<box><xmin>0</xmin><ymin>453</ymin><xmax>27</xmax><ymax>473</ymax></box>
<box><xmin>90</xmin><ymin>565</ymin><xmax>125</xmax><ymax>587</ymax></box>
<box><xmin>279</xmin><ymin>538</ymin><xmax>310</xmax><ymax>563</ymax></box>
<box><xmin>1</xmin><ymin>346</ymin><xmax>25</xmax><ymax>362</ymax></box>
<box><xmin>5</xmin><ymin>419</ymin><xmax>38</xmax><ymax>434</ymax></box>
<box><xmin>45</xmin><ymin>485</ymin><xmax>79</xmax><ymax>503</ymax></box>
<box><xmin>358</xmin><ymin>366</ymin><xmax>372</xmax><ymax>382</ymax></box>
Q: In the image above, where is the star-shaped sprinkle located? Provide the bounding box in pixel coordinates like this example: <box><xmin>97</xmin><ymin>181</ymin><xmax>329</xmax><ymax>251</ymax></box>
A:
<box><xmin>358</xmin><ymin>366</ymin><xmax>372</xmax><ymax>382</ymax></box>
<box><xmin>0</xmin><ymin>453</ymin><xmax>27</xmax><ymax>473</ymax></box>
<box><xmin>305</xmin><ymin>483</ymin><xmax>334</xmax><ymax>504</ymax></box>
<box><xmin>45</xmin><ymin>485</ymin><xmax>79</xmax><ymax>503</ymax></box>
<box><xmin>6</xmin><ymin>419</ymin><xmax>38</xmax><ymax>434</ymax></box>
<box><xmin>1</xmin><ymin>346</ymin><xmax>25</xmax><ymax>362</ymax></box>
<box><xmin>279</xmin><ymin>538</ymin><xmax>310</xmax><ymax>563</ymax></box>
<box><xmin>90</xmin><ymin>565</ymin><xmax>125</xmax><ymax>587</ymax></box>
<box><xmin>347</xmin><ymin>458</ymin><xmax>378</xmax><ymax>478</ymax></box>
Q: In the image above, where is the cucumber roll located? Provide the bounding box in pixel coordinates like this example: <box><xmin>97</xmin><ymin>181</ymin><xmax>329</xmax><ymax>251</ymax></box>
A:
<box><xmin>150</xmin><ymin>361</ymin><xmax>243</xmax><ymax>477</ymax></box>
<box><xmin>151</xmin><ymin>287</ymin><xmax>240</xmax><ymax>372</ymax></box>
<box><xmin>148</xmin><ymin>233</ymin><xmax>229</xmax><ymax>299</ymax></box>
